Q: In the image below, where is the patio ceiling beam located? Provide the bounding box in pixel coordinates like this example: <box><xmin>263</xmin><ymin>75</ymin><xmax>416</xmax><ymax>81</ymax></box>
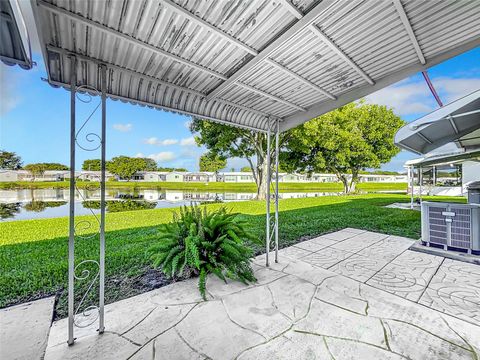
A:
<box><xmin>264</xmin><ymin>59</ymin><xmax>336</xmax><ymax>100</ymax></box>
<box><xmin>280</xmin><ymin>0</ymin><xmax>374</xmax><ymax>85</ymax></box>
<box><xmin>47</xmin><ymin>79</ymin><xmax>270</xmax><ymax>133</ymax></box>
<box><xmin>37</xmin><ymin>0</ymin><xmax>228</xmax><ymax>80</ymax></box>
<box><xmin>392</xmin><ymin>0</ymin><xmax>426</xmax><ymax>64</ymax></box>
<box><xmin>206</xmin><ymin>0</ymin><xmax>337</xmax><ymax>101</ymax></box>
<box><xmin>237</xmin><ymin>82</ymin><xmax>307</xmax><ymax>112</ymax></box>
<box><xmin>416</xmin><ymin>132</ymin><xmax>432</xmax><ymax>144</ymax></box>
<box><xmin>308</xmin><ymin>25</ymin><xmax>375</xmax><ymax>85</ymax></box>
<box><xmin>161</xmin><ymin>0</ymin><xmax>258</xmax><ymax>56</ymax></box>
<box><xmin>447</xmin><ymin>115</ymin><xmax>459</xmax><ymax>134</ymax></box>
<box><xmin>47</xmin><ymin>45</ymin><xmax>278</xmax><ymax>120</ymax></box>
<box><xmin>279</xmin><ymin>0</ymin><xmax>375</xmax><ymax>86</ymax></box>
<box><xmin>277</xmin><ymin>0</ymin><xmax>303</xmax><ymax>19</ymax></box>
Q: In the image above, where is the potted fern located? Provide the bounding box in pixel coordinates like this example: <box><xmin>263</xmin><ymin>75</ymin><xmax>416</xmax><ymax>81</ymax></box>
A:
<box><xmin>149</xmin><ymin>205</ymin><xmax>258</xmax><ymax>299</ymax></box>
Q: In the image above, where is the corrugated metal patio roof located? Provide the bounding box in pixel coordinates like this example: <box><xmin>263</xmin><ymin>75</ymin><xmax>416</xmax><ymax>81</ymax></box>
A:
<box><xmin>0</xmin><ymin>0</ymin><xmax>33</xmax><ymax>69</ymax></box>
<box><xmin>30</xmin><ymin>0</ymin><xmax>480</xmax><ymax>132</ymax></box>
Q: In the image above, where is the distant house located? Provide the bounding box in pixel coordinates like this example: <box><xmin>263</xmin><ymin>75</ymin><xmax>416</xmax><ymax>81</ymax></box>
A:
<box><xmin>163</xmin><ymin>172</ymin><xmax>184</xmax><ymax>182</ymax></box>
<box><xmin>278</xmin><ymin>173</ymin><xmax>308</xmax><ymax>182</ymax></box>
<box><xmin>308</xmin><ymin>174</ymin><xmax>340</xmax><ymax>183</ymax></box>
<box><xmin>128</xmin><ymin>171</ymin><xmax>184</xmax><ymax>182</ymax></box>
<box><xmin>358</xmin><ymin>174</ymin><xmax>408</xmax><ymax>183</ymax></box>
<box><xmin>19</xmin><ymin>170</ymin><xmax>69</xmax><ymax>182</ymax></box>
<box><xmin>0</xmin><ymin>170</ymin><xmax>19</xmax><ymax>182</ymax></box>
<box><xmin>73</xmin><ymin>171</ymin><xmax>116</xmax><ymax>182</ymax></box>
<box><xmin>142</xmin><ymin>172</ymin><xmax>163</xmax><ymax>182</ymax></box>
<box><xmin>223</xmin><ymin>172</ymin><xmax>255</xmax><ymax>183</ymax></box>
<box><xmin>184</xmin><ymin>172</ymin><xmax>217</xmax><ymax>182</ymax></box>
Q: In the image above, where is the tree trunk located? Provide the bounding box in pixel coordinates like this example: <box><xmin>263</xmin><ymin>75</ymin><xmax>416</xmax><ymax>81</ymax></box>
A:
<box><xmin>349</xmin><ymin>170</ymin><xmax>359</xmax><ymax>193</ymax></box>
<box><xmin>349</xmin><ymin>181</ymin><xmax>356</xmax><ymax>193</ymax></box>
<box><xmin>255</xmin><ymin>158</ymin><xmax>268</xmax><ymax>200</ymax></box>
<box><xmin>340</xmin><ymin>176</ymin><xmax>349</xmax><ymax>194</ymax></box>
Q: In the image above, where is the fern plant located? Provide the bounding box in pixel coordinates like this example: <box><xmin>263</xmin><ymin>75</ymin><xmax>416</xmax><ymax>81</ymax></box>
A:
<box><xmin>149</xmin><ymin>205</ymin><xmax>259</xmax><ymax>299</ymax></box>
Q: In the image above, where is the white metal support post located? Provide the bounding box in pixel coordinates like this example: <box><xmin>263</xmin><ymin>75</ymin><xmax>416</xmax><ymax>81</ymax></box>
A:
<box><xmin>265</xmin><ymin>120</ymin><xmax>271</xmax><ymax>266</ymax></box>
<box><xmin>419</xmin><ymin>166</ymin><xmax>423</xmax><ymax>202</ymax></box>
<box><xmin>274</xmin><ymin>118</ymin><xmax>279</xmax><ymax>263</ymax></box>
<box><xmin>67</xmin><ymin>55</ymin><xmax>76</xmax><ymax>346</ymax></box>
<box><xmin>410</xmin><ymin>165</ymin><xmax>414</xmax><ymax>209</ymax></box>
<box><xmin>67</xmin><ymin>61</ymin><xmax>107</xmax><ymax>345</ymax></box>
<box><xmin>265</xmin><ymin>118</ymin><xmax>280</xmax><ymax>266</ymax></box>
<box><xmin>99</xmin><ymin>64</ymin><xmax>106</xmax><ymax>334</ymax></box>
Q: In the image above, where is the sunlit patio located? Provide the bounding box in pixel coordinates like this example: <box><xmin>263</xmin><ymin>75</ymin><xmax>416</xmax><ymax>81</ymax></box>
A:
<box><xmin>31</xmin><ymin>229</ymin><xmax>478</xmax><ymax>359</ymax></box>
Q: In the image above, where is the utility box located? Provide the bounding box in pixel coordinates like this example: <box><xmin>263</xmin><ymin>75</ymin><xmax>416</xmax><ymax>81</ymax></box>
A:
<box><xmin>421</xmin><ymin>201</ymin><xmax>480</xmax><ymax>253</ymax></box>
<box><xmin>467</xmin><ymin>181</ymin><xmax>480</xmax><ymax>204</ymax></box>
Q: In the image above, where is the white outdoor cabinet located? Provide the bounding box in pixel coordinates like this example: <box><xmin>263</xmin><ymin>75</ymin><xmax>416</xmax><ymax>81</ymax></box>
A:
<box><xmin>421</xmin><ymin>201</ymin><xmax>480</xmax><ymax>253</ymax></box>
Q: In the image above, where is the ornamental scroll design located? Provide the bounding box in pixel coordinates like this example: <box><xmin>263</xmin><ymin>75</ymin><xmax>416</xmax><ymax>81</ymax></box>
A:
<box><xmin>72</xmin><ymin>84</ymin><xmax>102</xmax><ymax>328</ymax></box>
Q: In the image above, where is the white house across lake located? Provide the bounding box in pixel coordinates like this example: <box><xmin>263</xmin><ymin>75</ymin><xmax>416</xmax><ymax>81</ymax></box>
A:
<box><xmin>0</xmin><ymin>170</ymin><xmax>407</xmax><ymax>184</ymax></box>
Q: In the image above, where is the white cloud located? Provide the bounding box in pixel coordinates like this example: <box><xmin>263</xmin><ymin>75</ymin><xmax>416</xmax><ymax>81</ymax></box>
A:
<box><xmin>180</xmin><ymin>136</ymin><xmax>196</xmax><ymax>146</ymax></box>
<box><xmin>365</xmin><ymin>76</ymin><xmax>480</xmax><ymax>117</ymax></box>
<box><xmin>431</xmin><ymin>77</ymin><xmax>480</xmax><ymax>103</ymax></box>
<box><xmin>143</xmin><ymin>137</ymin><xmax>179</xmax><ymax>146</ymax></box>
<box><xmin>184</xmin><ymin>120</ymin><xmax>192</xmax><ymax>130</ymax></box>
<box><xmin>135</xmin><ymin>153</ymin><xmax>145</xmax><ymax>158</ymax></box>
<box><xmin>113</xmin><ymin>123</ymin><xmax>133</xmax><ymax>132</ymax></box>
<box><xmin>0</xmin><ymin>65</ymin><xmax>22</xmax><ymax>116</ymax></box>
<box><xmin>146</xmin><ymin>152</ymin><xmax>176</xmax><ymax>162</ymax></box>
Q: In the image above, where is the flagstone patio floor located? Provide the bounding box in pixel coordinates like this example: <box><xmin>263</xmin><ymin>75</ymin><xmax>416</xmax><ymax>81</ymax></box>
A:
<box><xmin>44</xmin><ymin>228</ymin><xmax>480</xmax><ymax>359</ymax></box>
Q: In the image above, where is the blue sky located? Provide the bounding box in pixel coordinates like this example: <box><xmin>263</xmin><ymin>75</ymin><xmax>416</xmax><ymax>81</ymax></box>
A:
<box><xmin>1</xmin><ymin>47</ymin><xmax>479</xmax><ymax>172</ymax></box>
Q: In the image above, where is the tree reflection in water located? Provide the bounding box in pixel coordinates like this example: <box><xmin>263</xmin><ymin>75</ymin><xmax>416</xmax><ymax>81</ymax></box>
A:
<box><xmin>0</xmin><ymin>203</ymin><xmax>22</xmax><ymax>219</ymax></box>
<box><xmin>24</xmin><ymin>201</ymin><xmax>67</xmax><ymax>212</ymax></box>
<box><xmin>83</xmin><ymin>200</ymin><xmax>157</xmax><ymax>213</ymax></box>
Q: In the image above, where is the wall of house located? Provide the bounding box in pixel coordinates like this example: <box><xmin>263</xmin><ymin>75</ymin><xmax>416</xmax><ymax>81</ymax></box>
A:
<box><xmin>0</xmin><ymin>171</ymin><xmax>19</xmax><ymax>182</ymax></box>
<box><xmin>165</xmin><ymin>173</ymin><xmax>183</xmax><ymax>182</ymax></box>
<box><xmin>144</xmin><ymin>173</ymin><xmax>160</xmax><ymax>182</ymax></box>
<box><xmin>463</xmin><ymin>161</ymin><xmax>480</xmax><ymax>185</ymax></box>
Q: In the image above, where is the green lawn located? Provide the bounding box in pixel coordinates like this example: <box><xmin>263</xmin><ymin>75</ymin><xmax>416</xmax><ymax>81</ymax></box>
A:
<box><xmin>0</xmin><ymin>180</ymin><xmax>407</xmax><ymax>192</ymax></box>
<box><xmin>0</xmin><ymin>194</ymin><xmax>462</xmax><ymax>318</ymax></box>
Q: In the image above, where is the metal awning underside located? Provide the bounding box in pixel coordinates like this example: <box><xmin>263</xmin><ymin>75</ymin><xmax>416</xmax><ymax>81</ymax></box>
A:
<box><xmin>31</xmin><ymin>0</ymin><xmax>480</xmax><ymax>132</ymax></box>
<box><xmin>395</xmin><ymin>89</ymin><xmax>480</xmax><ymax>154</ymax></box>
<box><xmin>405</xmin><ymin>148</ymin><xmax>480</xmax><ymax>168</ymax></box>
<box><xmin>0</xmin><ymin>0</ymin><xmax>33</xmax><ymax>69</ymax></box>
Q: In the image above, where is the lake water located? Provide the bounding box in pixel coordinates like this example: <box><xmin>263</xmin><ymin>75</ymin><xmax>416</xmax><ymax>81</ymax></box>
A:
<box><xmin>0</xmin><ymin>188</ymin><xmax>343</xmax><ymax>221</ymax></box>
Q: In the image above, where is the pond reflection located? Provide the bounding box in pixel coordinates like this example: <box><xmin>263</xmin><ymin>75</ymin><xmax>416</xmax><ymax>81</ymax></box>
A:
<box><xmin>83</xmin><ymin>200</ymin><xmax>157</xmax><ymax>213</ymax></box>
<box><xmin>0</xmin><ymin>203</ymin><xmax>21</xmax><ymax>220</ymax></box>
<box><xmin>0</xmin><ymin>188</ymin><xmax>342</xmax><ymax>221</ymax></box>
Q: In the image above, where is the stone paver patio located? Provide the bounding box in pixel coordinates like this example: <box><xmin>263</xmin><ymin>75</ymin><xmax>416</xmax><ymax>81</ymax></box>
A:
<box><xmin>43</xmin><ymin>229</ymin><xmax>480</xmax><ymax>359</ymax></box>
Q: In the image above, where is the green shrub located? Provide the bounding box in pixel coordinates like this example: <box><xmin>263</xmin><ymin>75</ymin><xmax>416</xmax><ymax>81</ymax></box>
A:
<box><xmin>149</xmin><ymin>205</ymin><xmax>258</xmax><ymax>299</ymax></box>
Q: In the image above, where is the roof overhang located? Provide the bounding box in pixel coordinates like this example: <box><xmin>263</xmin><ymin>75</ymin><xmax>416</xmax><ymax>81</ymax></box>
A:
<box><xmin>0</xmin><ymin>0</ymin><xmax>33</xmax><ymax>69</ymax></box>
<box><xmin>405</xmin><ymin>148</ymin><xmax>480</xmax><ymax>168</ymax></box>
<box><xmin>395</xmin><ymin>89</ymin><xmax>480</xmax><ymax>154</ymax></box>
<box><xmin>30</xmin><ymin>0</ymin><xmax>480</xmax><ymax>132</ymax></box>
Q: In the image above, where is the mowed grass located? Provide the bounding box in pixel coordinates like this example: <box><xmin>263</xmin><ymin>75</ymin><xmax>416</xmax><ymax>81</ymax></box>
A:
<box><xmin>0</xmin><ymin>180</ymin><xmax>407</xmax><ymax>192</ymax></box>
<box><xmin>0</xmin><ymin>194</ymin><xmax>462</xmax><ymax>317</ymax></box>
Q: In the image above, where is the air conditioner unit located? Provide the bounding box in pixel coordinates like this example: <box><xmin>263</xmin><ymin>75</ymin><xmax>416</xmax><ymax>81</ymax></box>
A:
<box><xmin>421</xmin><ymin>201</ymin><xmax>480</xmax><ymax>253</ymax></box>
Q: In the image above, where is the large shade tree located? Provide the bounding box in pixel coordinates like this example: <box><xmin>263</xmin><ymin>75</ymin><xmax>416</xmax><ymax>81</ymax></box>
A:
<box><xmin>82</xmin><ymin>159</ymin><xmax>101</xmax><ymax>171</ymax></box>
<box><xmin>23</xmin><ymin>163</ymin><xmax>47</xmax><ymax>180</ymax></box>
<box><xmin>190</xmin><ymin>119</ymin><xmax>287</xmax><ymax>200</ymax></box>
<box><xmin>282</xmin><ymin>101</ymin><xmax>404</xmax><ymax>193</ymax></box>
<box><xmin>199</xmin><ymin>152</ymin><xmax>227</xmax><ymax>172</ymax></box>
<box><xmin>30</xmin><ymin>163</ymin><xmax>69</xmax><ymax>170</ymax></box>
<box><xmin>0</xmin><ymin>150</ymin><xmax>22</xmax><ymax>170</ymax></box>
<box><xmin>107</xmin><ymin>156</ymin><xmax>157</xmax><ymax>180</ymax></box>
